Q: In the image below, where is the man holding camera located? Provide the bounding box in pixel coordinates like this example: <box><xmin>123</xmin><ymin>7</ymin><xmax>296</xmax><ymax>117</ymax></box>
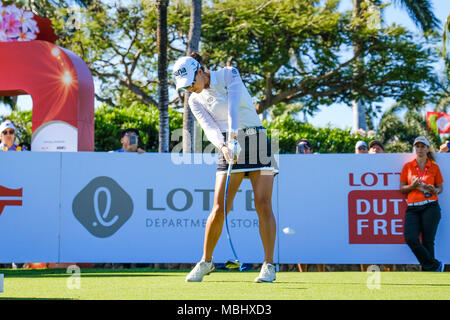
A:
<box><xmin>296</xmin><ymin>139</ymin><xmax>314</xmax><ymax>154</ymax></box>
<box><xmin>115</xmin><ymin>128</ymin><xmax>145</xmax><ymax>154</ymax></box>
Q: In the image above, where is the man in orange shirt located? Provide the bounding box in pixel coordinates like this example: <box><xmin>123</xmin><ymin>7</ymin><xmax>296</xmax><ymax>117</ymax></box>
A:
<box><xmin>400</xmin><ymin>136</ymin><xmax>444</xmax><ymax>272</ymax></box>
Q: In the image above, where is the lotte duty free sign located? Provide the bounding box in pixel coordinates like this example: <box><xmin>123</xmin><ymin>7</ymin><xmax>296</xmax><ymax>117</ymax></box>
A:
<box><xmin>347</xmin><ymin>170</ymin><xmax>408</xmax><ymax>244</ymax></box>
<box><xmin>348</xmin><ymin>190</ymin><xmax>408</xmax><ymax>244</ymax></box>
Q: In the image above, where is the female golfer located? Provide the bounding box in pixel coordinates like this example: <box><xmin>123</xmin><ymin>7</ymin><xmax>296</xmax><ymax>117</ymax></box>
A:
<box><xmin>173</xmin><ymin>53</ymin><xmax>277</xmax><ymax>283</ymax></box>
<box><xmin>400</xmin><ymin>136</ymin><xmax>444</xmax><ymax>272</ymax></box>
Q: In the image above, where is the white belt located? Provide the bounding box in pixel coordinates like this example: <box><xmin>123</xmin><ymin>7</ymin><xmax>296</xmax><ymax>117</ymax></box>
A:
<box><xmin>408</xmin><ymin>199</ymin><xmax>437</xmax><ymax>207</ymax></box>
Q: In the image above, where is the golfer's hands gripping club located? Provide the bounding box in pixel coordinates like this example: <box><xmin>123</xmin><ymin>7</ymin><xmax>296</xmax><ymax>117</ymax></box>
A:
<box><xmin>221</xmin><ymin>139</ymin><xmax>241</xmax><ymax>164</ymax></box>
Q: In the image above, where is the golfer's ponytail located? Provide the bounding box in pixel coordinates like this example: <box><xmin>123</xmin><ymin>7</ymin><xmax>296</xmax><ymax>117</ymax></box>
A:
<box><xmin>190</xmin><ymin>52</ymin><xmax>203</xmax><ymax>65</ymax></box>
<box><xmin>427</xmin><ymin>151</ymin><xmax>436</xmax><ymax>162</ymax></box>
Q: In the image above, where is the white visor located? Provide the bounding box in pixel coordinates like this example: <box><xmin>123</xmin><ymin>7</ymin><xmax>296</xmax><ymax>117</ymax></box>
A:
<box><xmin>173</xmin><ymin>56</ymin><xmax>200</xmax><ymax>91</ymax></box>
<box><xmin>0</xmin><ymin>120</ymin><xmax>16</xmax><ymax>133</ymax></box>
<box><xmin>413</xmin><ymin>136</ymin><xmax>430</xmax><ymax>147</ymax></box>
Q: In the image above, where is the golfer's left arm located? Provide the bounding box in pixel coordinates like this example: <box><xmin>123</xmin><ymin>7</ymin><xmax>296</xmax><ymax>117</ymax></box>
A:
<box><xmin>224</xmin><ymin>67</ymin><xmax>241</xmax><ymax>141</ymax></box>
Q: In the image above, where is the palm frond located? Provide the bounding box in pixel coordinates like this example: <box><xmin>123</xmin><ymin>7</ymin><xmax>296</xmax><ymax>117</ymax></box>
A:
<box><xmin>393</xmin><ymin>0</ymin><xmax>440</xmax><ymax>32</ymax></box>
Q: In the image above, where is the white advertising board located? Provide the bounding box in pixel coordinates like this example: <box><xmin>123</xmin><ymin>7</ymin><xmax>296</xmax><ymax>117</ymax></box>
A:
<box><xmin>278</xmin><ymin>153</ymin><xmax>450</xmax><ymax>264</ymax></box>
<box><xmin>0</xmin><ymin>152</ymin><xmax>60</xmax><ymax>262</ymax></box>
<box><xmin>0</xmin><ymin>152</ymin><xmax>448</xmax><ymax>264</ymax></box>
<box><xmin>59</xmin><ymin>152</ymin><xmax>272</xmax><ymax>263</ymax></box>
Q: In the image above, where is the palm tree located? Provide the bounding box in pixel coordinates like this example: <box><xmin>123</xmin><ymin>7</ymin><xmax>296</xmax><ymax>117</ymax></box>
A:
<box><xmin>352</xmin><ymin>0</ymin><xmax>440</xmax><ymax>132</ymax></box>
<box><xmin>433</xmin><ymin>54</ymin><xmax>450</xmax><ymax>114</ymax></box>
<box><xmin>376</xmin><ymin>102</ymin><xmax>439</xmax><ymax>152</ymax></box>
<box><xmin>444</xmin><ymin>13</ymin><xmax>450</xmax><ymax>55</ymax></box>
<box><xmin>182</xmin><ymin>0</ymin><xmax>202</xmax><ymax>154</ymax></box>
<box><xmin>157</xmin><ymin>0</ymin><xmax>170</xmax><ymax>153</ymax></box>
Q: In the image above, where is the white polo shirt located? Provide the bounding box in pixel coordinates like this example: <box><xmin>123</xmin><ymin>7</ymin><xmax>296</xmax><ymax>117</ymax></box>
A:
<box><xmin>188</xmin><ymin>67</ymin><xmax>262</xmax><ymax>148</ymax></box>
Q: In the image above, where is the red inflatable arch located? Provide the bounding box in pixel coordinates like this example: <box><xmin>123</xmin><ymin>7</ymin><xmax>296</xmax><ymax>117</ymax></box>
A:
<box><xmin>0</xmin><ymin>15</ymin><xmax>94</xmax><ymax>151</ymax></box>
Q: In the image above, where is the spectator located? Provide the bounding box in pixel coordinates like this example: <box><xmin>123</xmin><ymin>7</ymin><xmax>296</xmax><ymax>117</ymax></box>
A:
<box><xmin>400</xmin><ymin>136</ymin><xmax>444</xmax><ymax>272</ymax></box>
<box><xmin>115</xmin><ymin>128</ymin><xmax>145</xmax><ymax>154</ymax></box>
<box><xmin>368</xmin><ymin>140</ymin><xmax>384</xmax><ymax>154</ymax></box>
<box><xmin>0</xmin><ymin>120</ymin><xmax>23</xmax><ymax>151</ymax></box>
<box><xmin>296</xmin><ymin>139</ymin><xmax>314</xmax><ymax>154</ymax></box>
<box><xmin>355</xmin><ymin>140</ymin><xmax>368</xmax><ymax>154</ymax></box>
<box><xmin>295</xmin><ymin>139</ymin><xmax>326</xmax><ymax>273</ymax></box>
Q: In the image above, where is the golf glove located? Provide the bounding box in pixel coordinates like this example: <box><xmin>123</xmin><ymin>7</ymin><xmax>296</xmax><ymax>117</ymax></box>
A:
<box><xmin>227</xmin><ymin>139</ymin><xmax>241</xmax><ymax>163</ymax></box>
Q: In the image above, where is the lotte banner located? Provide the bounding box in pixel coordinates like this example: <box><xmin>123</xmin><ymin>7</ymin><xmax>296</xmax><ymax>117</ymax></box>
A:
<box><xmin>0</xmin><ymin>152</ymin><xmax>449</xmax><ymax>264</ymax></box>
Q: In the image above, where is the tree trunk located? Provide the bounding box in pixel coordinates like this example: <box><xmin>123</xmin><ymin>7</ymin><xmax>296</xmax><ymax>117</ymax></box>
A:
<box><xmin>157</xmin><ymin>0</ymin><xmax>169</xmax><ymax>153</ymax></box>
<box><xmin>352</xmin><ymin>0</ymin><xmax>367</xmax><ymax>132</ymax></box>
<box><xmin>183</xmin><ymin>0</ymin><xmax>202</xmax><ymax>154</ymax></box>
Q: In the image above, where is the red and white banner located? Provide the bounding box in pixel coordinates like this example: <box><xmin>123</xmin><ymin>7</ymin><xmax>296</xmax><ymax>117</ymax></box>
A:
<box><xmin>0</xmin><ymin>152</ymin><xmax>449</xmax><ymax>264</ymax></box>
<box><xmin>427</xmin><ymin>111</ymin><xmax>450</xmax><ymax>134</ymax></box>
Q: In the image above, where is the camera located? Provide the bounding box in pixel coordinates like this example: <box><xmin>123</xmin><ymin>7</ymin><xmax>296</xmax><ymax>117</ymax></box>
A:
<box><xmin>297</xmin><ymin>143</ymin><xmax>304</xmax><ymax>154</ymax></box>
<box><xmin>417</xmin><ymin>180</ymin><xmax>432</xmax><ymax>198</ymax></box>
<box><xmin>129</xmin><ymin>135</ymin><xmax>137</xmax><ymax>146</ymax></box>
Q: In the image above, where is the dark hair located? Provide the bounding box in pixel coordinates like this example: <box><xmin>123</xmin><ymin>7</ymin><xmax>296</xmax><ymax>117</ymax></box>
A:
<box><xmin>369</xmin><ymin>140</ymin><xmax>384</xmax><ymax>150</ymax></box>
<box><xmin>120</xmin><ymin>128</ymin><xmax>139</xmax><ymax>138</ymax></box>
<box><xmin>190</xmin><ymin>52</ymin><xmax>203</xmax><ymax>65</ymax></box>
<box><xmin>296</xmin><ymin>139</ymin><xmax>312</xmax><ymax>149</ymax></box>
<box><xmin>427</xmin><ymin>151</ymin><xmax>435</xmax><ymax>162</ymax></box>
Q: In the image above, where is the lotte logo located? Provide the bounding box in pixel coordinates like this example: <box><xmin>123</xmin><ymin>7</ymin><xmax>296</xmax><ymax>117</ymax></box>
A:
<box><xmin>73</xmin><ymin>177</ymin><xmax>133</xmax><ymax>238</ymax></box>
<box><xmin>0</xmin><ymin>185</ymin><xmax>23</xmax><ymax>216</ymax></box>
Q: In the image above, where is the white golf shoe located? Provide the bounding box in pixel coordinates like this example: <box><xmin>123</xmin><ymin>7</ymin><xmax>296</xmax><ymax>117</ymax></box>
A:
<box><xmin>185</xmin><ymin>261</ymin><xmax>215</xmax><ymax>282</ymax></box>
<box><xmin>254</xmin><ymin>262</ymin><xmax>276</xmax><ymax>283</ymax></box>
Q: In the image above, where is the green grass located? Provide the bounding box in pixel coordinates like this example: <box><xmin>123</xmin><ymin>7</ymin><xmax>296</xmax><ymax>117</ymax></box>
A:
<box><xmin>0</xmin><ymin>268</ymin><xmax>449</xmax><ymax>300</ymax></box>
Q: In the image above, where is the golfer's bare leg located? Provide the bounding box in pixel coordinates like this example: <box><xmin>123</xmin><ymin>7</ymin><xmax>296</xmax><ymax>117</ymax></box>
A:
<box><xmin>248</xmin><ymin>171</ymin><xmax>276</xmax><ymax>264</ymax></box>
<box><xmin>201</xmin><ymin>172</ymin><xmax>245</xmax><ymax>262</ymax></box>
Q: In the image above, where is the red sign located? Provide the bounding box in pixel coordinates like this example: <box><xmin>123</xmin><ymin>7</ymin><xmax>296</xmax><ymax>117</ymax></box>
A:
<box><xmin>0</xmin><ymin>186</ymin><xmax>23</xmax><ymax>216</ymax></box>
<box><xmin>348</xmin><ymin>190</ymin><xmax>408</xmax><ymax>244</ymax></box>
<box><xmin>0</xmin><ymin>7</ymin><xmax>94</xmax><ymax>151</ymax></box>
<box><xmin>427</xmin><ymin>111</ymin><xmax>450</xmax><ymax>134</ymax></box>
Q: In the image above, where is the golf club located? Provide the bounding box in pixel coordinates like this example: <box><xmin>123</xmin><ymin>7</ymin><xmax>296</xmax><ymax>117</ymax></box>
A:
<box><xmin>224</xmin><ymin>140</ymin><xmax>243</xmax><ymax>271</ymax></box>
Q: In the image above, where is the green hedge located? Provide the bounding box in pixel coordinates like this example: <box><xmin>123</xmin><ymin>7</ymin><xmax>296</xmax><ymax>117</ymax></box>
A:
<box><xmin>3</xmin><ymin>108</ymin><xmax>375</xmax><ymax>154</ymax></box>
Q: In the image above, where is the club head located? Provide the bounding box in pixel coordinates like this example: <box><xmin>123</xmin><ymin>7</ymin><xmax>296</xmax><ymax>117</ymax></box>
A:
<box><xmin>225</xmin><ymin>260</ymin><xmax>241</xmax><ymax>269</ymax></box>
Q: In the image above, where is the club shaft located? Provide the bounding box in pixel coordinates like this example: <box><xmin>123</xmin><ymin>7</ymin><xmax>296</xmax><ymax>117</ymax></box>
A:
<box><xmin>224</xmin><ymin>162</ymin><xmax>240</xmax><ymax>263</ymax></box>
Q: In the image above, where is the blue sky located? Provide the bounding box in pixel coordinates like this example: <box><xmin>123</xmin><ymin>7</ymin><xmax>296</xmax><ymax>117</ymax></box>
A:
<box><xmin>2</xmin><ymin>0</ymin><xmax>450</xmax><ymax>131</ymax></box>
